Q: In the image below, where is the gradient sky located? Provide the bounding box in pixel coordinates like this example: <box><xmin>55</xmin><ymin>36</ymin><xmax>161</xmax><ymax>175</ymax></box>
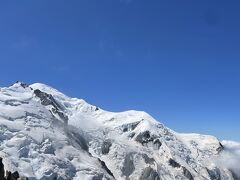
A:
<box><xmin>0</xmin><ymin>0</ymin><xmax>240</xmax><ymax>141</ymax></box>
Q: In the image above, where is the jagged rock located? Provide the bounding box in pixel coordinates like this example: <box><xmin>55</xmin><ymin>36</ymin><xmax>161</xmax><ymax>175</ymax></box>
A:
<box><xmin>135</xmin><ymin>131</ymin><xmax>155</xmax><ymax>145</ymax></box>
<box><xmin>182</xmin><ymin>167</ymin><xmax>194</xmax><ymax>180</ymax></box>
<box><xmin>142</xmin><ymin>154</ymin><xmax>155</xmax><ymax>164</ymax></box>
<box><xmin>34</xmin><ymin>89</ymin><xmax>68</xmax><ymax>125</ymax></box>
<box><xmin>0</xmin><ymin>157</ymin><xmax>26</xmax><ymax>180</ymax></box>
<box><xmin>0</xmin><ymin>157</ymin><xmax>4</xmax><ymax>180</ymax></box>
<box><xmin>52</xmin><ymin>108</ymin><xmax>68</xmax><ymax>122</ymax></box>
<box><xmin>68</xmin><ymin>131</ymin><xmax>89</xmax><ymax>151</ymax></box>
<box><xmin>122</xmin><ymin>121</ymin><xmax>140</xmax><ymax>132</ymax></box>
<box><xmin>15</xmin><ymin>81</ymin><xmax>28</xmax><ymax>88</ymax></box>
<box><xmin>98</xmin><ymin>159</ymin><xmax>115</xmax><ymax>178</ymax></box>
<box><xmin>34</xmin><ymin>89</ymin><xmax>62</xmax><ymax>110</ymax></box>
<box><xmin>12</xmin><ymin>171</ymin><xmax>20</xmax><ymax>180</ymax></box>
<box><xmin>41</xmin><ymin>141</ymin><xmax>55</xmax><ymax>155</ymax></box>
<box><xmin>128</xmin><ymin>132</ymin><xmax>135</xmax><ymax>138</ymax></box>
<box><xmin>5</xmin><ymin>171</ymin><xmax>12</xmax><ymax>180</ymax></box>
<box><xmin>216</xmin><ymin>142</ymin><xmax>224</xmax><ymax>153</ymax></box>
<box><xmin>6</xmin><ymin>170</ymin><xmax>20</xmax><ymax>180</ymax></box>
<box><xmin>140</xmin><ymin>167</ymin><xmax>160</xmax><ymax>180</ymax></box>
<box><xmin>169</xmin><ymin>159</ymin><xmax>193</xmax><ymax>180</ymax></box>
<box><xmin>4</xmin><ymin>100</ymin><xmax>29</xmax><ymax>107</ymax></box>
<box><xmin>169</xmin><ymin>158</ymin><xmax>181</xmax><ymax>168</ymax></box>
<box><xmin>206</xmin><ymin>168</ymin><xmax>221</xmax><ymax>180</ymax></box>
<box><xmin>153</xmin><ymin>139</ymin><xmax>162</xmax><ymax>149</ymax></box>
<box><xmin>121</xmin><ymin>153</ymin><xmax>135</xmax><ymax>179</ymax></box>
<box><xmin>101</xmin><ymin>140</ymin><xmax>112</xmax><ymax>155</ymax></box>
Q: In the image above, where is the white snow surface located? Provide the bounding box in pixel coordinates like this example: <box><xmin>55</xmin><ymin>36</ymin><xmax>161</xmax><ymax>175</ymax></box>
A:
<box><xmin>0</xmin><ymin>82</ymin><xmax>238</xmax><ymax>180</ymax></box>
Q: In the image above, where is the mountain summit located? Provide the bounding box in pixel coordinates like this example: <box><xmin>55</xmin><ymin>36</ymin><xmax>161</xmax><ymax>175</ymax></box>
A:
<box><xmin>0</xmin><ymin>82</ymin><xmax>238</xmax><ymax>180</ymax></box>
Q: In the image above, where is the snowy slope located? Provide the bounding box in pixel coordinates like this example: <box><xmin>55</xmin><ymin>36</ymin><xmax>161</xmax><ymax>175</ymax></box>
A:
<box><xmin>0</xmin><ymin>82</ymin><xmax>238</xmax><ymax>180</ymax></box>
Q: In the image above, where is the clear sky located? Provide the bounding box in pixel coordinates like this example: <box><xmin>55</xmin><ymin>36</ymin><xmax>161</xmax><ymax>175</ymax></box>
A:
<box><xmin>0</xmin><ymin>0</ymin><xmax>240</xmax><ymax>141</ymax></box>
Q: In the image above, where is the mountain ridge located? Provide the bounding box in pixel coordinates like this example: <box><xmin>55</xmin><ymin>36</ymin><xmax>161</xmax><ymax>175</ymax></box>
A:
<box><xmin>0</xmin><ymin>82</ymin><xmax>239</xmax><ymax>180</ymax></box>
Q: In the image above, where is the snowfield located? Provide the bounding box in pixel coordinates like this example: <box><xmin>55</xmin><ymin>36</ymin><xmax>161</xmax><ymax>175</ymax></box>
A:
<box><xmin>0</xmin><ymin>82</ymin><xmax>239</xmax><ymax>180</ymax></box>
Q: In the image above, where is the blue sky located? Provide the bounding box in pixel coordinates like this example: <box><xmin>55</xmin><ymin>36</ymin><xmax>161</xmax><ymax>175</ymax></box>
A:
<box><xmin>0</xmin><ymin>0</ymin><xmax>240</xmax><ymax>141</ymax></box>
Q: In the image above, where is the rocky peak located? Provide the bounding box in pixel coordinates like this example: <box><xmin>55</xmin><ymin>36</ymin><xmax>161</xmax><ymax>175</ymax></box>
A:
<box><xmin>33</xmin><ymin>89</ymin><xmax>68</xmax><ymax>126</ymax></box>
<box><xmin>14</xmin><ymin>81</ymin><xmax>29</xmax><ymax>89</ymax></box>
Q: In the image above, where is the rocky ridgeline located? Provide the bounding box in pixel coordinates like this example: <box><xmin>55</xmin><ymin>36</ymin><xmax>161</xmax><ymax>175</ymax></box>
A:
<box><xmin>0</xmin><ymin>157</ymin><xmax>27</xmax><ymax>180</ymax></box>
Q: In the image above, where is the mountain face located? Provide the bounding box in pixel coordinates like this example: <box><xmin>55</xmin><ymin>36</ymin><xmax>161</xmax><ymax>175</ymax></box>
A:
<box><xmin>0</xmin><ymin>82</ymin><xmax>238</xmax><ymax>180</ymax></box>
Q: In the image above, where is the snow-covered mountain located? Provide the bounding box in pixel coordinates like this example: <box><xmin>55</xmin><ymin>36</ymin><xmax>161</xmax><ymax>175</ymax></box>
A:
<box><xmin>0</xmin><ymin>82</ymin><xmax>239</xmax><ymax>180</ymax></box>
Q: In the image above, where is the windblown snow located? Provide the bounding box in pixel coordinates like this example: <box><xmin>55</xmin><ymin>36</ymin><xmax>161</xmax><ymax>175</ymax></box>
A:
<box><xmin>0</xmin><ymin>82</ymin><xmax>239</xmax><ymax>180</ymax></box>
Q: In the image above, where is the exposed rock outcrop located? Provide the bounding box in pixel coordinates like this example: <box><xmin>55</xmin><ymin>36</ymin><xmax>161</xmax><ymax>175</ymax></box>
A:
<box><xmin>206</xmin><ymin>168</ymin><xmax>221</xmax><ymax>180</ymax></box>
<box><xmin>101</xmin><ymin>140</ymin><xmax>112</xmax><ymax>155</ymax></box>
<box><xmin>140</xmin><ymin>167</ymin><xmax>160</xmax><ymax>180</ymax></box>
<box><xmin>135</xmin><ymin>131</ymin><xmax>155</xmax><ymax>145</ymax></box>
<box><xmin>0</xmin><ymin>158</ymin><xmax>4</xmax><ymax>180</ymax></box>
<box><xmin>33</xmin><ymin>89</ymin><xmax>68</xmax><ymax>126</ymax></box>
<box><xmin>0</xmin><ymin>157</ymin><xmax>27</xmax><ymax>180</ymax></box>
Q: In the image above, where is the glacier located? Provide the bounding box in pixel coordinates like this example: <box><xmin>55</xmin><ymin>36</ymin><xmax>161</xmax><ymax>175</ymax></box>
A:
<box><xmin>0</xmin><ymin>82</ymin><xmax>239</xmax><ymax>180</ymax></box>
